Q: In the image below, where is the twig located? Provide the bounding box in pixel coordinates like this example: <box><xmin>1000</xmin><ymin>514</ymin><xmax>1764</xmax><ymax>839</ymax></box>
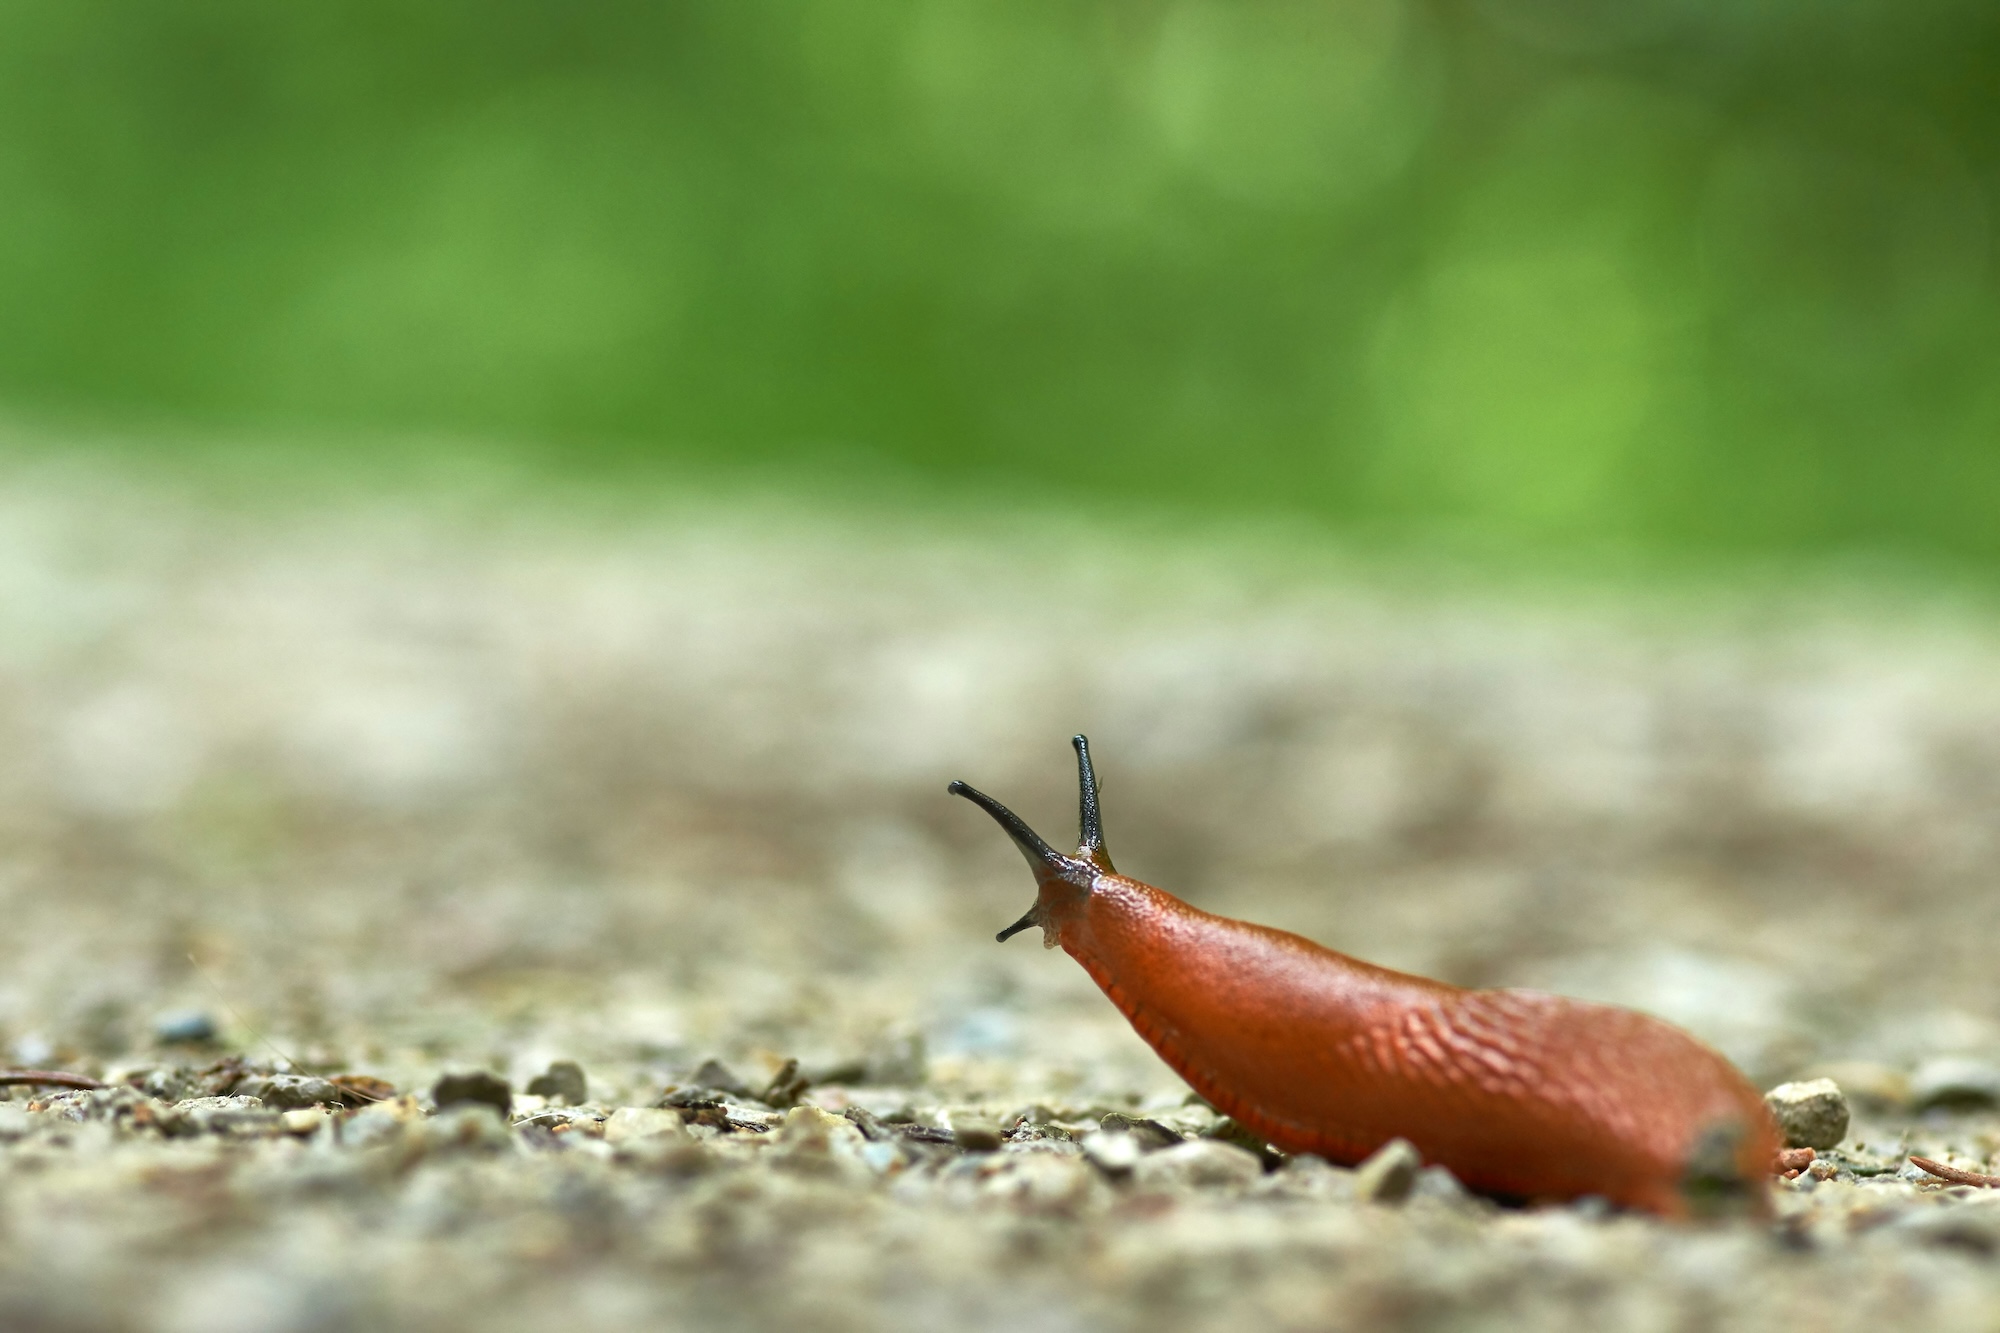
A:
<box><xmin>0</xmin><ymin>1070</ymin><xmax>105</xmax><ymax>1091</ymax></box>
<box><xmin>1909</xmin><ymin>1156</ymin><xmax>2000</xmax><ymax>1189</ymax></box>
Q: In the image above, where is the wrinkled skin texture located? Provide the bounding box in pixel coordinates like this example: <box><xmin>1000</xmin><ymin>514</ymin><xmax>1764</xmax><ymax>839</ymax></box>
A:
<box><xmin>1031</xmin><ymin>867</ymin><xmax>1777</xmax><ymax>1218</ymax></box>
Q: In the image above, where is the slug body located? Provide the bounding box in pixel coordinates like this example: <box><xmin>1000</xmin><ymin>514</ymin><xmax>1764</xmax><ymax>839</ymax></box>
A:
<box><xmin>951</xmin><ymin>738</ymin><xmax>1776</xmax><ymax>1218</ymax></box>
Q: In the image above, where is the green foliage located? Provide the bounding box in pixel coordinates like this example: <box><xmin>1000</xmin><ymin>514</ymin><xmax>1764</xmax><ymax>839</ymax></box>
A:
<box><xmin>1</xmin><ymin>1</ymin><xmax>1996</xmax><ymax>561</ymax></box>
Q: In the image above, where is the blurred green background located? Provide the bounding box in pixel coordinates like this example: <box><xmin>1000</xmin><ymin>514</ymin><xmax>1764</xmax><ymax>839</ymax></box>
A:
<box><xmin>1</xmin><ymin>1</ymin><xmax>1996</xmax><ymax>562</ymax></box>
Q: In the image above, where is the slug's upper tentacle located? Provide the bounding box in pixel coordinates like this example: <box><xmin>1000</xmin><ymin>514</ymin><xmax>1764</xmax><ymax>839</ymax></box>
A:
<box><xmin>1072</xmin><ymin>734</ymin><xmax>1114</xmax><ymax>873</ymax></box>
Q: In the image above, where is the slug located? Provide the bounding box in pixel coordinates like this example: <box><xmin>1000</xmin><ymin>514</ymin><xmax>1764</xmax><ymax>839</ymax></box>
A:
<box><xmin>949</xmin><ymin>736</ymin><xmax>1777</xmax><ymax>1217</ymax></box>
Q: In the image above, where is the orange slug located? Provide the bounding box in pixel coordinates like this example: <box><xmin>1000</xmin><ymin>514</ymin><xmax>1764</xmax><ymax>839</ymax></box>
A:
<box><xmin>949</xmin><ymin>736</ymin><xmax>1778</xmax><ymax>1217</ymax></box>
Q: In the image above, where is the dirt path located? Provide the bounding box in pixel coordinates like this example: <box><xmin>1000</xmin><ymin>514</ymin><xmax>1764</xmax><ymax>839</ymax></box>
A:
<box><xmin>1</xmin><ymin>467</ymin><xmax>1996</xmax><ymax>1331</ymax></box>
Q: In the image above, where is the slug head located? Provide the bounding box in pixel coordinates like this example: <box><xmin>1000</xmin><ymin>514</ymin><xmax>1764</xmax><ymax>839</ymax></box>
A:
<box><xmin>949</xmin><ymin>735</ymin><xmax>1115</xmax><ymax>948</ymax></box>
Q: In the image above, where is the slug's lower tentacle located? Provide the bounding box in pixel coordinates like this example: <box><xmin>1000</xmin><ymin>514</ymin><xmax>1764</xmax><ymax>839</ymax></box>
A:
<box><xmin>995</xmin><ymin>906</ymin><xmax>1040</xmax><ymax>944</ymax></box>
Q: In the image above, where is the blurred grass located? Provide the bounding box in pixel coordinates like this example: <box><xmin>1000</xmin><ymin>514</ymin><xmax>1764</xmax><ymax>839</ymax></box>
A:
<box><xmin>1</xmin><ymin>2</ymin><xmax>1997</xmax><ymax>565</ymax></box>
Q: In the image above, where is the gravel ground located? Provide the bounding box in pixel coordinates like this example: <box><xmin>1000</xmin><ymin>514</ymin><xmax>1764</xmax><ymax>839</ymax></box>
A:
<box><xmin>2</xmin><ymin>459</ymin><xmax>1999</xmax><ymax>1332</ymax></box>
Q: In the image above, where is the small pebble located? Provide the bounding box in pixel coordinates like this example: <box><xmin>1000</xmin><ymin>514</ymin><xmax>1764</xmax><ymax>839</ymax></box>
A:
<box><xmin>338</xmin><ymin>1096</ymin><xmax>425</xmax><ymax>1149</ymax></box>
<box><xmin>690</xmin><ymin>1059</ymin><xmax>756</xmax><ymax>1100</ymax></box>
<box><xmin>604</xmin><ymin>1107</ymin><xmax>689</xmax><ymax>1144</ymax></box>
<box><xmin>418</xmin><ymin>1104</ymin><xmax>515</xmax><ymax>1154</ymax></box>
<box><xmin>859</xmin><ymin>1139</ymin><xmax>905</xmax><ymax>1175</ymax></box>
<box><xmin>1803</xmin><ymin>1061</ymin><xmax>1910</xmax><ymax>1110</ymax></box>
<box><xmin>1130</xmin><ymin>1140</ymin><xmax>1262</xmax><ymax>1192</ymax></box>
<box><xmin>1410</xmin><ymin>1164</ymin><xmax>1473</xmax><ymax>1205</ymax></box>
<box><xmin>153</xmin><ymin>1011</ymin><xmax>219</xmax><ymax>1045</ymax></box>
<box><xmin>1083</xmin><ymin>1130</ymin><xmax>1144</xmax><ymax>1175</ymax></box>
<box><xmin>1261</xmin><ymin>1154</ymin><xmax>1355</xmax><ymax>1200</ymax></box>
<box><xmin>976</xmin><ymin>1153</ymin><xmax>1102</xmax><ymax>1215</ymax></box>
<box><xmin>779</xmin><ymin>1104</ymin><xmax>864</xmax><ymax>1148</ymax></box>
<box><xmin>525</xmin><ymin>1060</ymin><xmax>588</xmax><ymax>1105</ymax></box>
<box><xmin>951</xmin><ymin>1114</ymin><xmax>1003</xmax><ymax>1152</ymax></box>
<box><xmin>329</xmin><ymin>1075</ymin><xmax>397</xmax><ymax>1106</ymax></box>
<box><xmin>1007</xmin><ymin>1104</ymin><xmax>1063</xmax><ymax>1132</ymax></box>
<box><xmin>1890</xmin><ymin>1206</ymin><xmax>2000</xmax><ymax>1255</ymax></box>
<box><xmin>139</xmin><ymin>1069</ymin><xmax>188</xmax><ymax>1101</ymax></box>
<box><xmin>763</xmin><ymin>1058</ymin><xmax>811</xmax><ymax>1108</ymax></box>
<box><xmin>778</xmin><ymin>1104</ymin><xmax>839</xmax><ymax>1135</ymax></box>
<box><xmin>11</xmin><ymin>1035</ymin><xmax>54</xmax><ymax>1067</ymax></box>
<box><xmin>1909</xmin><ymin>1057</ymin><xmax>2000</xmax><ymax>1111</ymax></box>
<box><xmin>1098</xmin><ymin>1112</ymin><xmax>1180</xmax><ymax>1151</ymax></box>
<box><xmin>279</xmin><ymin>1108</ymin><xmax>326</xmax><ymax>1136</ymax></box>
<box><xmin>769</xmin><ymin>1106</ymin><xmax>872</xmax><ymax>1182</ymax></box>
<box><xmin>1765</xmin><ymin>1079</ymin><xmax>1850</xmax><ymax>1150</ymax></box>
<box><xmin>0</xmin><ymin>1106</ymin><xmax>32</xmax><ymax>1141</ymax></box>
<box><xmin>166</xmin><ymin>1096</ymin><xmax>277</xmax><ymax>1137</ymax></box>
<box><xmin>234</xmin><ymin>1074</ymin><xmax>344</xmax><ymax>1110</ymax></box>
<box><xmin>1353</xmin><ymin>1138</ymin><xmax>1422</xmax><ymax>1204</ymax></box>
<box><xmin>1144</xmin><ymin>1102</ymin><xmax>1219</xmax><ymax>1138</ymax></box>
<box><xmin>431</xmin><ymin>1071</ymin><xmax>513</xmax><ymax>1117</ymax></box>
<box><xmin>1202</xmin><ymin>1116</ymin><xmax>1281</xmax><ymax>1167</ymax></box>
